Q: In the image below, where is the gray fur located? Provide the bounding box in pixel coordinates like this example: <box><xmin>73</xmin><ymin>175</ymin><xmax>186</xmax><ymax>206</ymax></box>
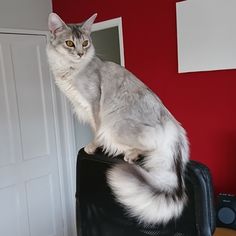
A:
<box><xmin>47</xmin><ymin>13</ymin><xmax>189</xmax><ymax>225</ymax></box>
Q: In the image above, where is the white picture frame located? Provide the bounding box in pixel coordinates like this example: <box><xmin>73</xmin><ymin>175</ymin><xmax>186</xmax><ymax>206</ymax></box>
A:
<box><xmin>176</xmin><ymin>0</ymin><xmax>236</xmax><ymax>73</ymax></box>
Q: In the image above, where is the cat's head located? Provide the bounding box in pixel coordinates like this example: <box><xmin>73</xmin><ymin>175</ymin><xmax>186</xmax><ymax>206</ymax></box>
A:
<box><xmin>48</xmin><ymin>13</ymin><xmax>97</xmax><ymax>63</ymax></box>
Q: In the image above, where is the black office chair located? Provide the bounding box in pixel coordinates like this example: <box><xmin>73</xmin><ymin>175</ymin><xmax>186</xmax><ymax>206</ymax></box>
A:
<box><xmin>76</xmin><ymin>148</ymin><xmax>216</xmax><ymax>236</ymax></box>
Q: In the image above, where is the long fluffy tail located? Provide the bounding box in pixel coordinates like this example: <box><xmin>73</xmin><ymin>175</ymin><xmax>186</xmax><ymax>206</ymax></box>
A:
<box><xmin>106</xmin><ymin>157</ymin><xmax>187</xmax><ymax>225</ymax></box>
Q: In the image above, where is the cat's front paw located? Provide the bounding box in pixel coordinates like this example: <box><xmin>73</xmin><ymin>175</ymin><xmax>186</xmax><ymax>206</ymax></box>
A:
<box><xmin>124</xmin><ymin>154</ymin><xmax>139</xmax><ymax>164</ymax></box>
<box><xmin>124</xmin><ymin>156</ymin><xmax>135</xmax><ymax>164</ymax></box>
<box><xmin>84</xmin><ymin>142</ymin><xmax>97</xmax><ymax>155</ymax></box>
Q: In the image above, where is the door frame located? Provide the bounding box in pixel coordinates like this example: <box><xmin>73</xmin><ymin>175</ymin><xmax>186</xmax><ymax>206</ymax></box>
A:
<box><xmin>0</xmin><ymin>28</ymin><xmax>71</xmax><ymax>236</ymax></box>
<box><xmin>92</xmin><ymin>17</ymin><xmax>125</xmax><ymax>66</ymax></box>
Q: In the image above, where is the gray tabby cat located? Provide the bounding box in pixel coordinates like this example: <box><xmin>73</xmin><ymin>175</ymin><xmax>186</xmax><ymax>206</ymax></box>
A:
<box><xmin>47</xmin><ymin>13</ymin><xmax>189</xmax><ymax>225</ymax></box>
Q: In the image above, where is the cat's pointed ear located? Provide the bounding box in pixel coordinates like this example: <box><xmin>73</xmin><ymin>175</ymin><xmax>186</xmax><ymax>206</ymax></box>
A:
<box><xmin>81</xmin><ymin>13</ymin><xmax>97</xmax><ymax>34</ymax></box>
<box><xmin>48</xmin><ymin>13</ymin><xmax>66</xmax><ymax>34</ymax></box>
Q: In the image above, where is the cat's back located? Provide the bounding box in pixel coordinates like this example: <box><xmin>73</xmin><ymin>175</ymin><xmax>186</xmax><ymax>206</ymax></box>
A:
<box><xmin>99</xmin><ymin>60</ymin><xmax>148</xmax><ymax>92</ymax></box>
<box><xmin>98</xmin><ymin>59</ymin><xmax>167</xmax><ymax>120</ymax></box>
<box><xmin>100</xmin><ymin>60</ymin><xmax>129</xmax><ymax>78</ymax></box>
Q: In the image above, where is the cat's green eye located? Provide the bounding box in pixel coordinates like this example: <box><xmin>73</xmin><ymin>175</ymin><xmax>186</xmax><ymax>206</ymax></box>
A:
<box><xmin>65</xmin><ymin>40</ymin><xmax>75</xmax><ymax>47</ymax></box>
<box><xmin>82</xmin><ymin>40</ymin><xmax>89</xmax><ymax>47</ymax></box>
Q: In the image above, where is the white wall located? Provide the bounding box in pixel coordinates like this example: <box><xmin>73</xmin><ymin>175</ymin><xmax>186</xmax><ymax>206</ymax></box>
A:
<box><xmin>0</xmin><ymin>0</ymin><xmax>52</xmax><ymax>30</ymax></box>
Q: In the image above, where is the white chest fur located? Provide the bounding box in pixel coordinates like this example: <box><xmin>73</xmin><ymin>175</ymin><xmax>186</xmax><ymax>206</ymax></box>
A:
<box><xmin>56</xmin><ymin>77</ymin><xmax>92</xmax><ymax>124</ymax></box>
<box><xmin>47</xmin><ymin>48</ymin><xmax>93</xmax><ymax>125</ymax></box>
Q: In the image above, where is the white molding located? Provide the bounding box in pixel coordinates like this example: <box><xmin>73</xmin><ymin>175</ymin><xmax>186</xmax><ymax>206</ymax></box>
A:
<box><xmin>92</xmin><ymin>17</ymin><xmax>125</xmax><ymax>66</ymax></box>
<box><xmin>49</xmin><ymin>71</ymin><xmax>77</xmax><ymax>236</ymax></box>
<box><xmin>92</xmin><ymin>17</ymin><xmax>122</xmax><ymax>31</ymax></box>
<box><xmin>50</xmin><ymin>79</ymin><xmax>72</xmax><ymax>236</ymax></box>
<box><xmin>0</xmin><ymin>28</ymin><xmax>48</xmax><ymax>36</ymax></box>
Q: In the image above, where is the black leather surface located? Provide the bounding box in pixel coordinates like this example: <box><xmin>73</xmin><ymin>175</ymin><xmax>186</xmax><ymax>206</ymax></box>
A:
<box><xmin>76</xmin><ymin>148</ymin><xmax>216</xmax><ymax>236</ymax></box>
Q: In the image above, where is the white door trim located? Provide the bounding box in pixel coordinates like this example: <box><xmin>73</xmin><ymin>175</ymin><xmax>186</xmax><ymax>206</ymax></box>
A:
<box><xmin>0</xmin><ymin>28</ymin><xmax>49</xmax><ymax>36</ymax></box>
<box><xmin>0</xmin><ymin>28</ymin><xmax>71</xmax><ymax>236</ymax></box>
<box><xmin>92</xmin><ymin>17</ymin><xmax>125</xmax><ymax>66</ymax></box>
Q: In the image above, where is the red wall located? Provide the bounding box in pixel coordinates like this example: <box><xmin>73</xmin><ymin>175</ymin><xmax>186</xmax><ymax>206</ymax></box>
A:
<box><xmin>52</xmin><ymin>0</ymin><xmax>236</xmax><ymax>195</ymax></box>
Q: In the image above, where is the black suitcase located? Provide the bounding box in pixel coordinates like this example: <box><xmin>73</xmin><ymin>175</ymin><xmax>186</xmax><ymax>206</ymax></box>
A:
<box><xmin>76</xmin><ymin>148</ymin><xmax>216</xmax><ymax>236</ymax></box>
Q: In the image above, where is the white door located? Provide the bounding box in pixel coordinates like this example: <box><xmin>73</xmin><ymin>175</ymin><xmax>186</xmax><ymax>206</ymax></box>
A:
<box><xmin>0</xmin><ymin>33</ymin><xmax>65</xmax><ymax>236</ymax></box>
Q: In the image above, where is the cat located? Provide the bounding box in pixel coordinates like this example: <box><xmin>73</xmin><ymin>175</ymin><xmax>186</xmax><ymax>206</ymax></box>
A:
<box><xmin>47</xmin><ymin>13</ymin><xmax>189</xmax><ymax>225</ymax></box>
